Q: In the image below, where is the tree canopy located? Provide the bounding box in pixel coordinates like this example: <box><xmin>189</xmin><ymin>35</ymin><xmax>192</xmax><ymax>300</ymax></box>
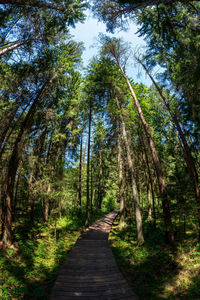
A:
<box><xmin>0</xmin><ymin>1</ymin><xmax>200</xmax><ymax>298</ymax></box>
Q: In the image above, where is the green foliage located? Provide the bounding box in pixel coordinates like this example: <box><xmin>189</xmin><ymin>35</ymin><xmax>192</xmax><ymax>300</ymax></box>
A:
<box><xmin>110</xmin><ymin>217</ymin><xmax>200</xmax><ymax>299</ymax></box>
<box><xmin>0</xmin><ymin>204</ymin><xmax>119</xmax><ymax>299</ymax></box>
<box><xmin>0</xmin><ymin>214</ymin><xmax>82</xmax><ymax>299</ymax></box>
<box><xmin>1</xmin><ymin>2</ymin><xmax>200</xmax><ymax>298</ymax></box>
<box><xmin>0</xmin><ymin>0</ymin><xmax>87</xmax><ymax>59</ymax></box>
<box><xmin>135</xmin><ymin>2</ymin><xmax>200</xmax><ymax>125</ymax></box>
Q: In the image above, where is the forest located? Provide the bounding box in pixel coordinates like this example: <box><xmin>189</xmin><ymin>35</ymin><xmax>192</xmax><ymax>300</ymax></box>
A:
<box><xmin>0</xmin><ymin>0</ymin><xmax>200</xmax><ymax>299</ymax></box>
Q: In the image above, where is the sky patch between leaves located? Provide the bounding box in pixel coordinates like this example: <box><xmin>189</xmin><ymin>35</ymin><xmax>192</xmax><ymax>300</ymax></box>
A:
<box><xmin>70</xmin><ymin>10</ymin><xmax>152</xmax><ymax>86</ymax></box>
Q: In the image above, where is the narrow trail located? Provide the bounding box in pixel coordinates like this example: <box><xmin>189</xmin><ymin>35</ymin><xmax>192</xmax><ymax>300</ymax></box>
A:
<box><xmin>50</xmin><ymin>210</ymin><xmax>138</xmax><ymax>300</ymax></box>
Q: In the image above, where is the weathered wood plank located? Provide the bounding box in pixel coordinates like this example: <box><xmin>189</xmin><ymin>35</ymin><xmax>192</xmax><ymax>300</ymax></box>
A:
<box><xmin>49</xmin><ymin>210</ymin><xmax>138</xmax><ymax>300</ymax></box>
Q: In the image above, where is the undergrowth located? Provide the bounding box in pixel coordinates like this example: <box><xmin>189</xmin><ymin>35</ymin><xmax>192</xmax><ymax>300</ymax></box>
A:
<box><xmin>109</xmin><ymin>217</ymin><xmax>200</xmax><ymax>300</ymax></box>
<box><xmin>0</xmin><ymin>206</ymin><xmax>112</xmax><ymax>299</ymax></box>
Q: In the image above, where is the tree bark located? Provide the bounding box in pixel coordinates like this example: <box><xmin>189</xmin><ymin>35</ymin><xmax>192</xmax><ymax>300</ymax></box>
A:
<box><xmin>115</xmin><ymin>58</ymin><xmax>174</xmax><ymax>244</ymax></box>
<box><xmin>44</xmin><ymin>184</ymin><xmax>51</xmax><ymax>223</ymax></box>
<box><xmin>1</xmin><ymin>77</ymin><xmax>54</xmax><ymax>246</ymax></box>
<box><xmin>97</xmin><ymin>150</ymin><xmax>103</xmax><ymax>209</ymax></box>
<box><xmin>122</xmin><ymin>146</ymin><xmax>132</xmax><ymax>217</ymax></box>
<box><xmin>92</xmin><ymin>188</ymin><xmax>96</xmax><ymax>208</ymax></box>
<box><xmin>12</xmin><ymin>162</ymin><xmax>23</xmax><ymax>221</ymax></box>
<box><xmin>90</xmin><ymin>159</ymin><xmax>93</xmax><ymax>212</ymax></box>
<box><xmin>117</xmin><ymin>134</ymin><xmax>125</xmax><ymax>227</ymax></box>
<box><xmin>85</xmin><ymin>100</ymin><xmax>92</xmax><ymax>227</ymax></box>
<box><xmin>0</xmin><ymin>83</ymin><xmax>34</xmax><ymax>153</ymax></box>
<box><xmin>102</xmin><ymin>0</ymin><xmax>196</xmax><ymax>17</ymax></box>
<box><xmin>114</xmin><ymin>92</ymin><xmax>144</xmax><ymax>244</ymax></box>
<box><xmin>0</xmin><ymin>37</ymin><xmax>39</xmax><ymax>57</ymax></box>
<box><xmin>78</xmin><ymin>123</ymin><xmax>84</xmax><ymax>208</ymax></box>
<box><xmin>137</xmin><ymin>58</ymin><xmax>200</xmax><ymax>241</ymax></box>
<box><xmin>28</xmin><ymin>172</ymin><xmax>35</xmax><ymax>223</ymax></box>
<box><xmin>147</xmin><ymin>181</ymin><xmax>152</xmax><ymax>219</ymax></box>
<box><xmin>138</xmin><ymin>126</ymin><xmax>156</xmax><ymax>226</ymax></box>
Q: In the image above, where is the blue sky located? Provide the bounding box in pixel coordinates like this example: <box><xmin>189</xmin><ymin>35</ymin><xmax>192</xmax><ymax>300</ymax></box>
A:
<box><xmin>70</xmin><ymin>11</ymin><xmax>152</xmax><ymax>86</ymax></box>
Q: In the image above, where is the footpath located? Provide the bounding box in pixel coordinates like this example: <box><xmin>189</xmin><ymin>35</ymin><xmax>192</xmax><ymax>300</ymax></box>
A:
<box><xmin>50</xmin><ymin>210</ymin><xmax>138</xmax><ymax>300</ymax></box>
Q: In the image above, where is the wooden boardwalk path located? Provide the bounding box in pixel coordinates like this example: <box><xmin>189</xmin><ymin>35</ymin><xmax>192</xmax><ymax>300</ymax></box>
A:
<box><xmin>50</xmin><ymin>210</ymin><xmax>138</xmax><ymax>300</ymax></box>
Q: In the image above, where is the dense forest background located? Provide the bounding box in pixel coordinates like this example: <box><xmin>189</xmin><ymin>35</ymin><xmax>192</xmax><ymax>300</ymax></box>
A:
<box><xmin>0</xmin><ymin>0</ymin><xmax>200</xmax><ymax>299</ymax></box>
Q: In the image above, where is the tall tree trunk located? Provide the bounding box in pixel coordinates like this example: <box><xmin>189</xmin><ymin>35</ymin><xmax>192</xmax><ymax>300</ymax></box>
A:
<box><xmin>90</xmin><ymin>159</ymin><xmax>93</xmax><ymax>213</ymax></box>
<box><xmin>0</xmin><ymin>105</ymin><xmax>21</xmax><ymax>149</ymax></box>
<box><xmin>0</xmin><ymin>90</ymin><xmax>34</xmax><ymax>158</ymax></box>
<box><xmin>44</xmin><ymin>184</ymin><xmax>51</xmax><ymax>223</ymax></box>
<box><xmin>0</xmin><ymin>37</ymin><xmax>39</xmax><ymax>57</ymax></box>
<box><xmin>97</xmin><ymin>150</ymin><xmax>103</xmax><ymax>209</ymax></box>
<box><xmin>85</xmin><ymin>101</ymin><xmax>92</xmax><ymax>227</ymax></box>
<box><xmin>114</xmin><ymin>92</ymin><xmax>144</xmax><ymax>244</ymax></box>
<box><xmin>123</xmin><ymin>152</ymin><xmax>131</xmax><ymax>217</ymax></box>
<box><xmin>127</xmin><ymin>130</ymin><xmax>141</xmax><ymax>203</ymax></box>
<box><xmin>29</xmin><ymin>172</ymin><xmax>35</xmax><ymax>223</ymax></box>
<box><xmin>0</xmin><ymin>169</ymin><xmax>7</xmax><ymax>241</ymax></box>
<box><xmin>1</xmin><ymin>77</ymin><xmax>54</xmax><ymax>246</ymax></box>
<box><xmin>147</xmin><ymin>181</ymin><xmax>152</xmax><ymax>220</ymax></box>
<box><xmin>137</xmin><ymin>57</ymin><xmax>200</xmax><ymax>241</ymax></box>
<box><xmin>78</xmin><ymin>123</ymin><xmax>84</xmax><ymax>208</ymax></box>
<box><xmin>117</xmin><ymin>134</ymin><xmax>125</xmax><ymax>227</ymax></box>
<box><xmin>92</xmin><ymin>188</ymin><xmax>96</xmax><ymax>208</ymax></box>
<box><xmin>115</xmin><ymin>58</ymin><xmax>174</xmax><ymax>244</ymax></box>
<box><xmin>138</xmin><ymin>126</ymin><xmax>156</xmax><ymax>226</ymax></box>
<box><xmin>12</xmin><ymin>162</ymin><xmax>23</xmax><ymax>221</ymax></box>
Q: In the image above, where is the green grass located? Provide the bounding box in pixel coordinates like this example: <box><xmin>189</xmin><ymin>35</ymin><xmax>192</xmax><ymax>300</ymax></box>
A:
<box><xmin>109</xmin><ymin>217</ymin><xmax>200</xmax><ymax>300</ymax></box>
<box><xmin>0</xmin><ymin>206</ymin><xmax>115</xmax><ymax>299</ymax></box>
<box><xmin>0</xmin><ymin>215</ymin><xmax>82</xmax><ymax>299</ymax></box>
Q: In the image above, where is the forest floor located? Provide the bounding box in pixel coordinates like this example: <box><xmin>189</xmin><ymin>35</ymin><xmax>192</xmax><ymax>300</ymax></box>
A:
<box><xmin>0</xmin><ymin>208</ymin><xmax>112</xmax><ymax>299</ymax></box>
<box><xmin>109</xmin><ymin>216</ymin><xmax>200</xmax><ymax>300</ymax></box>
<box><xmin>1</xmin><ymin>210</ymin><xmax>200</xmax><ymax>299</ymax></box>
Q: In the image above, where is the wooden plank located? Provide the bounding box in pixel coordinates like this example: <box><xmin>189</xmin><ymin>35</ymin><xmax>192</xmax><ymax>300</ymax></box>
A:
<box><xmin>50</xmin><ymin>210</ymin><xmax>138</xmax><ymax>300</ymax></box>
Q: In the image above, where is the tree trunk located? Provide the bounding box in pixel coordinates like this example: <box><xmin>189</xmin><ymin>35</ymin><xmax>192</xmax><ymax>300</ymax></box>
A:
<box><xmin>1</xmin><ymin>77</ymin><xmax>54</xmax><ymax>246</ymax></box>
<box><xmin>85</xmin><ymin>101</ymin><xmax>92</xmax><ymax>227</ymax></box>
<box><xmin>78</xmin><ymin>124</ymin><xmax>84</xmax><ymax>208</ymax></box>
<box><xmin>137</xmin><ymin>58</ymin><xmax>200</xmax><ymax>241</ymax></box>
<box><xmin>147</xmin><ymin>181</ymin><xmax>152</xmax><ymax>220</ymax></box>
<box><xmin>0</xmin><ymin>94</ymin><xmax>33</xmax><ymax>158</ymax></box>
<box><xmin>44</xmin><ymin>184</ymin><xmax>51</xmax><ymax>223</ymax></box>
<box><xmin>97</xmin><ymin>150</ymin><xmax>103</xmax><ymax>209</ymax></box>
<box><xmin>28</xmin><ymin>172</ymin><xmax>35</xmax><ymax>223</ymax></box>
<box><xmin>12</xmin><ymin>162</ymin><xmax>23</xmax><ymax>221</ymax></box>
<box><xmin>117</xmin><ymin>134</ymin><xmax>125</xmax><ymax>227</ymax></box>
<box><xmin>92</xmin><ymin>188</ymin><xmax>96</xmax><ymax>208</ymax></box>
<box><xmin>123</xmin><ymin>153</ymin><xmax>131</xmax><ymax>217</ymax></box>
<box><xmin>138</xmin><ymin>126</ymin><xmax>156</xmax><ymax>226</ymax></box>
<box><xmin>115</xmin><ymin>58</ymin><xmax>174</xmax><ymax>244</ymax></box>
<box><xmin>0</xmin><ymin>37</ymin><xmax>38</xmax><ymax>57</ymax></box>
<box><xmin>114</xmin><ymin>92</ymin><xmax>144</xmax><ymax>244</ymax></box>
<box><xmin>90</xmin><ymin>159</ymin><xmax>93</xmax><ymax>213</ymax></box>
<box><xmin>0</xmin><ymin>105</ymin><xmax>20</xmax><ymax>149</ymax></box>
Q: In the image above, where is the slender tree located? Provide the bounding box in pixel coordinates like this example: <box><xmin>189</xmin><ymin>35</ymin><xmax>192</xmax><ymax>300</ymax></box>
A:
<box><xmin>78</xmin><ymin>121</ymin><xmax>85</xmax><ymax>209</ymax></box>
<box><xmin>85</xmin><ymin>99</ymin><xmax>92</xmax><ymax>226</ymax></box>
<box><xmin>136</xmin><ymin>57</ymin><xmax>200</xmax><ymax>240</ymax></box>
<box><xmin>114</xmin><ymin>90</ymin><xmax>144</xmax><ymax>244</ymax></box>
<box><xmin>1</xmin><ymin>76</ymin><xmax>55</xmax><ymax>246</ymax></box>
<box><xmin>117</xmin><ymin>132</ymin><xmax>125</xmax><ymax>227</ymax></box>
<box><xmin>100</xmin><ymin>36</ymin><xmax>174</xmax><ymax>244</ymax></box>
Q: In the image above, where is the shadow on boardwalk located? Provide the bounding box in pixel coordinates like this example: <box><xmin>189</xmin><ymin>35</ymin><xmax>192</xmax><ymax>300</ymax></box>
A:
<box><xmin>50</xmin><ymin>210</ymin><xmax>138</xmax><ymax>300</ymax></box>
